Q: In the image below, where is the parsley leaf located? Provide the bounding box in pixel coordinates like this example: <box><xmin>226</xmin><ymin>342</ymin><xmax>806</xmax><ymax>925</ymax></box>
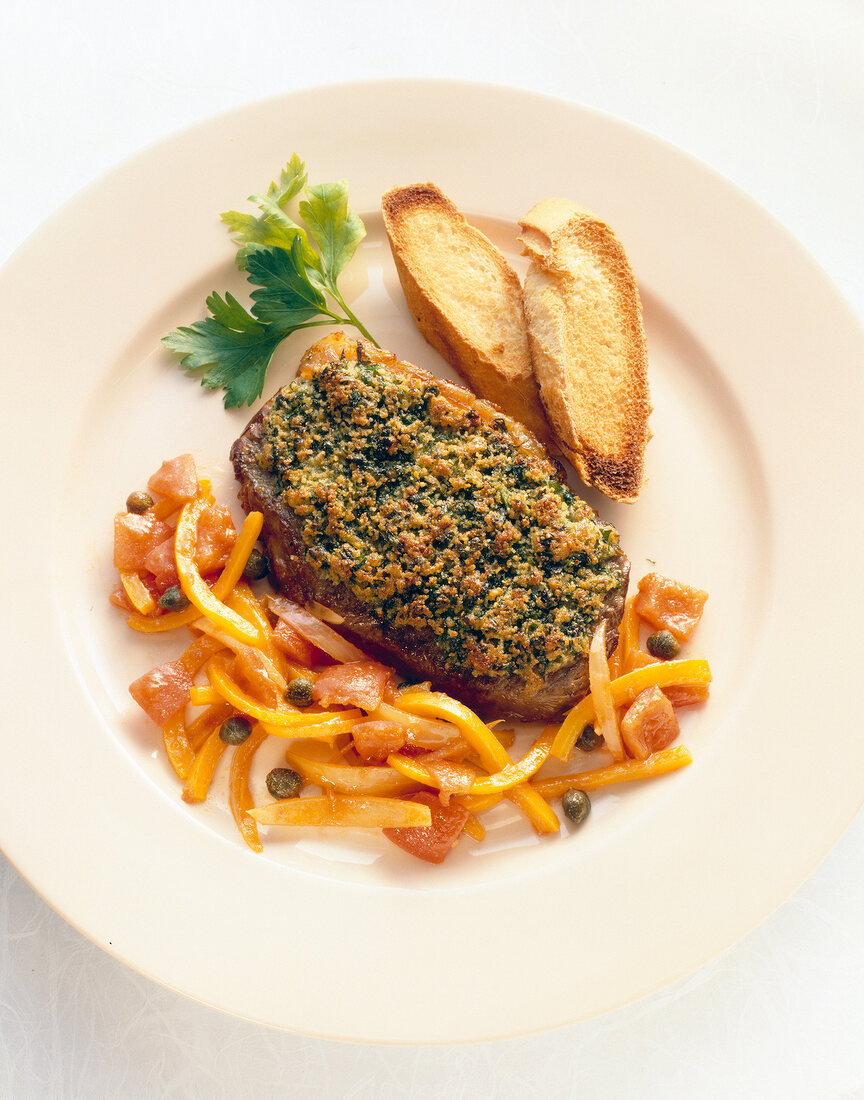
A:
<box><xmin>246</xmin><ymin>238</ymin><xmax>327</xmax><ymax>329</ymax></box>
<box><xmin>220</xmin><ymin>153</ymin><xmax>319</xmax><ymax>270</ymax></box>
<box><xmin>300</xmin><ymin>181</ymin><xmax>366</xmax><ymax>287</ymax></box>
<box><xmin>162</xmin><ymin>292</ymin><xmax>285</xmax><ymax>408</ymax></box>
<box><xmin>163</xmin><ymin>155</ymin><xmax>377</xmax><ymax>408</ymax></box>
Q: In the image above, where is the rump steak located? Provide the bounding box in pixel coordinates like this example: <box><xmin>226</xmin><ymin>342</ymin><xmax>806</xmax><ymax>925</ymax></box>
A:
<box><xmin>230</xmin><ymin>333</ymin><xmax>628</xmax><ymax>721</ymax></box>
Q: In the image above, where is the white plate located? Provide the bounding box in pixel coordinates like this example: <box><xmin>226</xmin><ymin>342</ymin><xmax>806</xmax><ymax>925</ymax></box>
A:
<box><xmin>2</xmin><ymin>80</ymin><xmax>863</xmax><ymax>1043</ymax></box>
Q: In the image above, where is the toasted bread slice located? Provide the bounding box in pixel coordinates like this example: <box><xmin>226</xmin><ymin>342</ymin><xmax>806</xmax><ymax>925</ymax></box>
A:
<box><xmin>519</xmin><ymin>199</ymin><xmax>651</xmax><ymax>502</ymax></box>
<box><xmin>382</xmin><ymin>183</ymin><xmax>555</xmax><ymax>448</ymax></box>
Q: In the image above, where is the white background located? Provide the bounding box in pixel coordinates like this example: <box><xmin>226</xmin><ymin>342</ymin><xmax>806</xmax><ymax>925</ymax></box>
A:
<box><xmin>2</xmin><ymin>1</ymin><xmax>863</xmax><ymax>1096</ymax></box>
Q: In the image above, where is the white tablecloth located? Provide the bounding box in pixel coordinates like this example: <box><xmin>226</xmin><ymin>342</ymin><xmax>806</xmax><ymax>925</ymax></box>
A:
<box><xmin>2</xmin><ymin>1</ymin><xmax>863</xmax><ymax>1095</ymax></box>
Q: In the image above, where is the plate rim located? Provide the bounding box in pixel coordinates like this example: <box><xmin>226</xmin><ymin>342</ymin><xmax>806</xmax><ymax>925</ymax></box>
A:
<box><xmin>2</xmin><ymin>78</ymin><xmax>864</xmax><ymax>1043</ymax></box>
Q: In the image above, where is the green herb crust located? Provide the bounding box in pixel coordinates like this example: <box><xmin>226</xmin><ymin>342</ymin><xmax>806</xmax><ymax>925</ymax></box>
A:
<box><xmin>258</xmin><ymin>355</ymin><xmax>623</xmax><ymax>687</ymax></box>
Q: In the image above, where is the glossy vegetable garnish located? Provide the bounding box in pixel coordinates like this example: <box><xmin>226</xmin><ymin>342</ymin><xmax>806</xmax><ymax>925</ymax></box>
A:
<box><xmin>161</xmin><ymin>155</ymin><xmax>377</xmax><ymax>408</ymax></box>
<box><xmin>562</xmin><ymin>788</ymin><xmax>591</xmax><ymax>825</ymax></box>
<box><xmin>112</xmin><ymin>455</ymin><xmax>710</xmax><ymax>863</ymax></box>
<box><xmin>266</xmin><ymin>767</ymin><xmax>302</xmax><ymax>800</ymax></box>
<box><xmin>646</xmin><ymin>629</ymin><xmax>680</xmax><ymax>660</ymax></box>
<box><xmin>219</xmin><ymin>715</ymin><xmax>253</xmax><ymax>745</ymax></box>
<box><xmin>259</xmin><ymin>354</ymin><xmax>623</xmax><ymax>686</ymax></box>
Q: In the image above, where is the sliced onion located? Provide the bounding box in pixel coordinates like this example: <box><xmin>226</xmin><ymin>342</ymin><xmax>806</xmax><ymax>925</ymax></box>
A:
<box><xmin>284</xmin><ymin>748</ymin><xmax>420</xmax><ymax>797</ymax></box>
<box><xmin>269</xmin><ymin>597</ymin><xmax>365</xmax><ymax>663</ymax></box>
<box><xmin>588</xmin><ymin>621</ymin><xmax>625</xmax><ymax>761</ymax></box>
<box><xmin>372</xmin><ymin>702</ymin><xmax>463</xmax><ymax>749</ymax></box>
<box><xmin>306</xmin><ymin>601</ymin><xmax>345</xmax><ymax>624</ymax></box>
<box><xmin>191</xmin><ymin>617</ymin><xmax>287</xmax><ymax>693</ymax></box>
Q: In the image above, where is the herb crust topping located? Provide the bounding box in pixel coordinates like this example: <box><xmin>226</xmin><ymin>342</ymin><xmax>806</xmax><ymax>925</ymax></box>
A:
<box><xmin>258</xmin><ymin>354</ymin><xmax>623</xmax><ymax>687</ymax></box>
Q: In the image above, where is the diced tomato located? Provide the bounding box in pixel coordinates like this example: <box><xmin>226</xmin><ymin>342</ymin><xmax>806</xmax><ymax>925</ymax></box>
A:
<box><xmin>143</xmin><ymin>536</ymin><xmax>179</xmax><ymax>591</ymax></box>
<box><xmin>420</xmin><ymin>759</ymin><xmax>475</xmax><ymax>805</ymax></box>
<box><xmin>383</xmin><ymin>791</ymin><xmax>469</xmax><ymax>864</ymax></box>
<box><xmin>109</xmin><ymin>584</ymin><xmax>133</xmax><ymax>612</ymax></box>
<box><xmin>663</xmin><ymin>683</ymin><xmax>710</xmax><ymax>708</ymax></box>
<box><xmin>230</xmin><ymin>648</ymin><xmax>283</xmax><ymax>708</ymax></box>
<box><xmin>351</xmin><ymin>720</ymin><xmax>407</xmax><ymax>764</ymax></box>
<box><xmin>147</xmin><ymin>454</ymin><xmax>198</xmax><ymax>504</ymax></box>
<box><xmin>625</xmin><ymin>648</ymin><xmax>657</xmax><ymax>673</ymax></box>
<box><xmin>312</xmin><ymin>660</ymin><xmax>393</xmax><ymax>712</ymax></box>
<box><xmin>620</xmin><ymin>686</ymin><xmax>680</xmax><ymax>760</ymax></box>
<box><xmin>633</xmin><ymin>573</ymin><xmax>708</xmax><ymax>642</ymax></box>
<box><xmin>129</xmin><ymin>658</ymin><xmax>194</xmax><ymax>724</ymax></box>
<box><xmin>113</xmin><ymin>512</ymin><xmax>173</xmax><ymax>572</ymax></box>
<box><xmin>272</xmin><ymin>619</ymin><xmax>326</xmax><ymax>667</ymax></box>
<box><xmin>194</xmin><ymin>504</ymin><xmax>236</xmax><ymax>575</ymax></box>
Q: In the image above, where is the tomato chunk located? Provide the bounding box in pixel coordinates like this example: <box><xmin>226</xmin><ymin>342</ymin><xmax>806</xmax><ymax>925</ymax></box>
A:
<box><xmin>129</xmin><ymin>658</ymin><xmax>194</xmax><ymax>724</ymax></box>
<box><xmin>113</xmin><ymin>512</ymin><xmax>173</xmax><ymax>572</ymax></box>
<box><xmin>633</xmin><ymin>573</ymin><xmax>708</xmax><ymax>642</ymax></box>
<box><xmin>147</xmin><ymin>454</ymin><xmax>198</xmax><ymax>504</ymax></box>
<box><xmin>272</xmin><ymin>619</ymin><xmax>325</xmax><ymax>667</ymax></box>
<box><xmin>351</xmin><ymin>720</ymin><xmax>407</xmax><ymax>764</ymax></box>
<box><xmin>195</xmin><ymin>504</ymin><xmax>236</xmax><ymax>575</ymax></box>
<box><xmin>383</xmin><ymin>791</ymin><xmax>469</xmax><ymax>863</ymax></box>
<box><xmin>419</xmin><ymin>759</ymin><xmax>475</xmax><ymax>805</ymax></box>
<box><xmin>312</xmin><ymin>660</ymin><xmax>393</xmax><ymax>712</ymax></box>
<box><xmin>109</xmin><ymin>583</ymin><xmax>133</xmax><ymax>612</ymax></box>
<box><xmin>620</xmin><ymin>686</ymin><xmax>680</xmax><ymax>760</ymax></box>
<box><xmin>143</xmin><ymin>536</ymin><xmax>178</xmax><ymax>591</ymax></box>
<box><xmin>663</xmin><ymin>683</ymin><xmax>710</xmax><ymax>708</ymax></box>
<box><xmin>231</xmin><ymin>648</ymin><xmax>282</xmax><ymax>708</ymax></box>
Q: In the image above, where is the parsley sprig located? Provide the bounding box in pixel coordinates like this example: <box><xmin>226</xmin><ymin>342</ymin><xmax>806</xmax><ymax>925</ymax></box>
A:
<box><xmin>162</xmin><ymin>154</ymin><xmax>377</xmax><ymax>407</ymax></box>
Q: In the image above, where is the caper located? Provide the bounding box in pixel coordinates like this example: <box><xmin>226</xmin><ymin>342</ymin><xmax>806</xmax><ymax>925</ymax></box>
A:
<box><xmin>646</xmin><ymin>630</ymin><xmax>680</xmax><ymax>660</ymax></box>
<box><xmin>242</xmin><ymin>548</ymin><xmax>269</xmax><ymax>581</ymax></box>
<box><xmin>266</xmin><ymin>767</ymin><xmax>303</xmax><ymax>799</ymax></box>
<box><xmin>285</xmin><ymin>677</ymin><xmax>314</xmax><ymax>707</ymax></box>
<box><xmin>158</xmin><ymin>585</ymin><xmax>190</xmax><ymax>611</ymax></box>
<box><xmin>562</xmin><ymin>788</ymin><xmax>591</xmax><ymax>826</ymax></box>
<box><xmin>219</xmin><ymin>715</ymin><xmax>253</xmax><ymax>745</ymax></box>
<box><xmin>576</xmin><ymin>723</ymin><xmax>602</xmax><ymax>753</ymax></box>
<box><xmin>126</xmin><ymin>490</ymin><xmax>154</xmax><ymax>514</ymax></box>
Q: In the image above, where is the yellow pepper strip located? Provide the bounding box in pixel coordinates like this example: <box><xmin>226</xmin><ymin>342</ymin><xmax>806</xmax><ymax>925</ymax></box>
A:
<box><xmin>619</xmin><ymin>597</ymin><xmax>640</xmax><ymax>672</ymax></box>
<box><xmin>178</xmin><ymin>633</ymin><xmax>225</xmax><ymax>677</ymax></box>
<box><xmin>161</xmin><ymin>711</ymin><xmax>196</xmax><ymax>780</ymax></box>
<box><xmin>208</xmin><ymin>509</ymin><xmax>263</xmax><ymax>594</ymax></box>
<box><xmin>457</xmin><ymin>791</ymin><xmax>504</xmax><ymax>813</ymax></box>
<box><xmin>462</xmin><ymin>814</ymin><xmax>485</xmax><ymax>842</ymax></box>
<box><xmin>174</xmin><ymin>496</ymin><xmax>263</xmax><ymax>646</ymax></box>
<box><xmin>619</xmin><ymin>597</ymin><xmax>656</xmax><ymax>673</ymax></box>
<box><xmin>182</xmin><ymin>728</ymin><xmax>228</xmax><ymax>803</ymax></box>
<box><xmin>397</xmin><ymin>691</ymin><xmax>559</xmax><ymax>834</ymax></box>
<box><xmin>550</xmin><ymin>658</ymin><xmax>712</xmax><ymax>762</ymax></box>
<box><xmin>532</xmin><ymin>744</ymin><xmax>693</xmax><ymax>798</ymax></box>
<box><xmin>247</xmin><ymin>794</ymin><xmax>433</xmax><ymax>829</ymax></box>
<box><xmin>206</xmin><ymin>657</ymin><xmax>347</xmax><ymax>727</ymax></box>
<box><xmin>119</xmin><ymin>571</ymin><xmax>155</xmax><ymax>615</ymax></box>
<box><xmin>125</xmin><ymin>509</ymin><xmax>263</xmax><ymax>634</ymax></box>
<box><xmin>589</xmin><ymin>622</ymin><xmax>625</xmax><ymax>762</ymax></box>
<box><xmin>229</xmin><ymin>725</ymin><xmax>268</xmax><ymax>853</ymax></box>
<box><xmin>189</xmin><ymin>686</ymin><xmax>221</xmax><ymax>706</ymax></box>
<box><xmin>284</xmin><ymin>748</ymin><xmax>421</xmax><ymax>797</ymax></box>
<box><xmin>466</xmin><ymin>728</ymin><xmax>556</xmax><ymax>795</ymax></box>
<box><xmin>226</xmin><ymin>584</ymin><xmax>282</xmax><ymax>663</ymax></box>
<box><xmin>191</xmin><ymin>617</ymin><xmax>288</xmax><ymax>697</ymax></box>
<box><xmin>261</xmin><ymin>712</ymin><xmax>363</xmax><ymax>741</ymax></box>
<box><xmin>386</xmin><ymin>751</ymin><xmax>468</xmax><ymax>789</ymax></box>
<box><xmin>186</xmin><ymin>702</ymin><xmax>235</xmax><ymax>753</ymax></box>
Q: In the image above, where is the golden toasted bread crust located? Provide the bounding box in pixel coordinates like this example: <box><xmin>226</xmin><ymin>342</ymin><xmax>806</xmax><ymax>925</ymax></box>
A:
<box><xmin>519</xmin><ymin>199</ymin><xmax>652</xmax><ymax>502</ymax></box>
<box><xmin>382</xmin><ymin>183</ymin><xmax>556</xmax><ymax>448</ymax></box>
